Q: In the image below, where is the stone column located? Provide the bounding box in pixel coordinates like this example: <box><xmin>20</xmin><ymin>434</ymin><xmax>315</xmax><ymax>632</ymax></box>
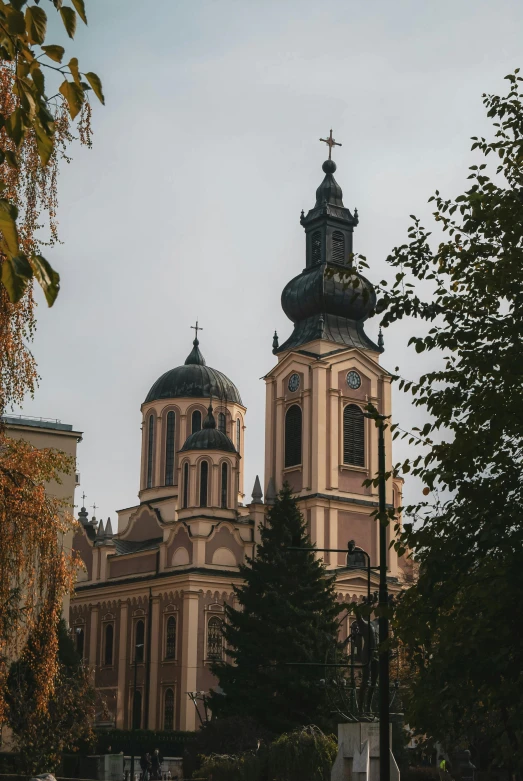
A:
<box><xmin>179</xmin><ymin>590</ymin><xmax>200</xmax><ymax>731</ymax></box>
<box><xmin>147</xmin><ymin>595</ymin><xmax>161</xmax><ymax>728</ymax></box>
<box><xmin>116</xmin><ymin>601</ymin><xmax>128</xmax><ymax>728</ymax></box>
<box><xmin>302</xmin><ymin>387</ymin><xmax>312</xmax><ymax>491</ymax></box>
<box><xmin>328</xmin><ymin>388</ymin><xmax>340</xmax><ymax>490</ymax></box>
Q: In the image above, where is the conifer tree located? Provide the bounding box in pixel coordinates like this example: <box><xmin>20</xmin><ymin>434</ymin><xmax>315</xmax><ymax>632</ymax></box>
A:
<box><xmin>210</xmin><ymin>483</ymin><xmax>341</xmax><ymax>734</ymax></box>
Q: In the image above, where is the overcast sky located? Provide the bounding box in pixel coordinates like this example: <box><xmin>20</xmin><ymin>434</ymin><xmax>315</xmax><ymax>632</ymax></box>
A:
<box><xmin>14</xmin><ymin>0</ymin><xmax>523</xmax><ymax>522</ymax></box>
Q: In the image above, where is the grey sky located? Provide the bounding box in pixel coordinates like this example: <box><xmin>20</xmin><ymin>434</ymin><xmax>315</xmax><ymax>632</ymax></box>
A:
<box><xmin>15</xmin><ymin>0</ymin><xmax>523</xmax><ymax>521</ymax></box>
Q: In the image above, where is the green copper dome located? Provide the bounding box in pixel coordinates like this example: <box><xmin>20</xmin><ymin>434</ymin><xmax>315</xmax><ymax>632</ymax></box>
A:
<box><xmin>180</xmin><ymin>404</ymin><xmax>237</xmax><ymax>453</ymax></box>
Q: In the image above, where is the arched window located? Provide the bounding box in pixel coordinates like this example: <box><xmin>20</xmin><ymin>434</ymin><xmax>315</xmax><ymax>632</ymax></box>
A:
<box><xmin>332</xmin><ymin>230</ymin><xmax>345</xmax><ymax>264</ymax></box>
<box><xmin>76</xmin><ymin>627</ymin><xmax>84</xmax><ymax>659</ymax></box>
<box><xmin>146</xmin><ymin>414</ymin><xmax>155</xmax><ymax>488</ymax></box>
<box><xmin>192</xmin><ymin>410</ymin><xmax>202</xmax><ymax>434</ymax></box>
<box><xmin>221</xmin><ymin>462</ymin><xmax>228</xmax><ymax>509</ymax></box>
<box><xmin>132</xmin><ymin>689</ymin><xmax>142</xmax><ymax>729</ymax></box>
<box><xmin>285</xmin><ymin>404</ymin><xmax>302</xmax><ymax>468</ymax></box>
<box><xmin>135</xmin><ymin>619</ymin><xmax>145</xmax><ymax>662</ymax></box>
<box><xmin>207</xmin><ymin>616</ymin><xmax>223</xmax><ymax>661</ymax></box>
<box><xmin>217</xmin><ymin>412</ymin><xmax>226</xmax><ymax>433</ymax></box>
<box><xmin>311</xmin><ymin>230</ymin><xmax>321</xmax><ymax>264</ymax></box>
<box><xmin>236</xmin><ymin>418</ymin><xmax>241</xmax><ymax>450</ymax></box>
<box><xmin>164</xmin><ymin>688</ymin><xmax>174</xmax><ymax>730</ymax></box>
<box><xmin>165</xmin><ymin>411</ymin><xmax>175</xmax><ymax>486</ymax></box>
<box><xmin>183</xmin><ymin>462</ymin><xmax>189</xmax><ymax>508</ymax></box>
<box><xmin>200</xmin><ymin>460</ymin><xmax>208</xmax><ymax>507</ymax></box>
<box><xmin>343</xmin><ymin>404</ymin><xmax>365</xmax><ymax>466</ymax></box>
<box><xmin>166</xmin><ymin>615</ymin><xmax>176</xmax><ymax>659</ymax></box>
<box><xmin>104</xmin><ymin>623</ymin><xmax>114</xmax><ymax>666</ymax></box>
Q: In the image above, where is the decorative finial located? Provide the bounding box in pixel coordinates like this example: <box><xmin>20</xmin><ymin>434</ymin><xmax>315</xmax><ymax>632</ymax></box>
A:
<box><xmin>319</xmin><ymin>129</ymin><xmax>342</xmax><ymax>161</ymax></box>
<box><xmin>104</xmin><ymin>518</ymin><xmax>114</xmax><ymax>539</ymax></box>
<box><xmin>265</xmin><ymin>477</ymin><xmax>277</xmax><ymax>506</ymax></box>
<box><xmin>81</xmin><ymin>491</ymin><xmax>87</xmax><ymax>507</ymax></box>
<box><xmin>251</xmin><ymin>475</ymin><xmax>263</xmax><ymax>504</ymax></box>
<box><xmin>272</xmin><ymin>330</ymin><xmax>279</xmax><ymax>353</ymax></box>
<box><xmin>190</xmin><ymin>319</ymin><xmax>203</xmax><ymax>345</ymax></box>
<box><xmin>354</xmin><ymin>207</ymin><xmax>359</xmax><ymax>225</ymax></box>
<box><xmin>378</xmin><ymin>327</ymin><xmax>384</xmax><ymax>350</ymax></box>
<box><xmin>318</xmin><ymin>315</ymin><xmax>325</xmax><ymax>339</ymax></box>
<box><xmin>203</xmin><ymin>401</ymin><xmax>216</xmax><ymax>430</ymax></box>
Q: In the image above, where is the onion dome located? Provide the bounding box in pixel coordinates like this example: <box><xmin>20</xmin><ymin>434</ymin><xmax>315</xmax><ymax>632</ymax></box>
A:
<box><xmin>180</xmin><ymin>404</ymin><xmax>237</xmax><ymax>453</ymax></box>
<box><xmin>277</xmin><ymin>158</ymin><xmax>381</xmax><ymax>354</ymax></box>
<box><xmin>145</xmin><ymin>337</ymin><xmax>242</xmax><ymax>405</ymax></box>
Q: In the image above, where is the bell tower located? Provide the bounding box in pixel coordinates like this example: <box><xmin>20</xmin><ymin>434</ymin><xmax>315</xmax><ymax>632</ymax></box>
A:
<box><xmin>264</xmin><ymin>140</ymin><xmax>402</xmax><ymax>574</ymax></box>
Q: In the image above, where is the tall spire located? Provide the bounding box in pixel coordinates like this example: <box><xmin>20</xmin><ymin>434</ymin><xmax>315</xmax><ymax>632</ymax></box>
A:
<box><xmin>202</xmin><ymin>401</ymin><xmax>216</xmax><ymax>429</ymax></box>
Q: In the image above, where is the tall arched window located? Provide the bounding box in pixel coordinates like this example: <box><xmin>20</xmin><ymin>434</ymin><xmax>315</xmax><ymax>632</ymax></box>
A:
<box><xmin>332</xmin><ymin>230</ymin><xmax>345</xmax><ymax>264</ymax></box>
<box><xmin>166</xmin><ymin>615</ymin><xmax>176</xmax><ymax>659</ymax></box>
<box><xmin>285</xmin><ymin>405</ymin><xmax>302</xmax><ymax>468</ymax></box>
<box><xmin>343</xmin><ymin>404</ymin><xmax>365</xmax><ymax>466</ymax></box>
<box><xmin>165</xmin><ymin>411</ymin><xmax>176</xmax><ymax>486</ymax></box>
<box><xmin>221</xmin><ymin>462</ymin><xmax>228</xmax><ymax>509</ymax></box>
<box><xmin>311</xmin><ymin>230</ymin><xmax>321</xmax><ymax>264</ymax></box>
<box><xmin>132</xmin><ymin>689</ymin><xmax>142</xmax><ymax>729</ymax></box>
<box><xmin>217</xmin><ymin>412</ymin><xmax>226</xmax><ymax>433</ymax></box>
<box><xmin>183</xmin><ymin>462</ymin><xmax>189</xmax><ymax>508</ymax></box>
<box><xmin>104</xmin><ymin>623</ymin><xmax>114</xmax><ymax>666</ymax></box>
<box><xmin>135</xmin><ymin>619</ymin><xmax>145</xmax><ymax>662</ymax></box>
<box><xmin>207</xmin><ymin>616</ymin><xmax>223</xmax><ymax>661</ymax></box>
<box><xmin>200</xmin><ymin>461</ymin><xmax>208</xmax><ymax>507</ymax></box>
<box><xmin>192</xmin><ymin>410</ymin><xmax>202</xmax><ymax>433</ymax></box>
<box><xmin>146</xmin><ymin>414</ymin><xmax>155</xmax><ymax>488</ymax></box>
<box><xmin>236</xmin><ymin>418</ymin><xmax>241</xmax><ymax>450</ymax></box>
<box><xmin>164</xmin><ymin>688</ymin><xmax>174</xmax><ymax>730</ymax></box>
<box><xmin>76</xmin><ymin>627</ymin><xmax>84</xmax><ymax>659</ymax></box>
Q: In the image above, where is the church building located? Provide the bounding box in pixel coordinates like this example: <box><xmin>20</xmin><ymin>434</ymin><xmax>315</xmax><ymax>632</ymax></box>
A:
<box><xmin>70</xmin><ymin>144</ymin><xmax>409</xmax><ymax>733</ymax></box>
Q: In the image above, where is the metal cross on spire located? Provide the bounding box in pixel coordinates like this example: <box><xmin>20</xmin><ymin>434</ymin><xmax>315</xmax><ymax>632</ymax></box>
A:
<box><xmin>319</xmin><ymin>129</ymin><xmax>342</xmax><ymax>160</ymax></box>
<box><xmin>81</xmin><ymin>491</ymin><xmax>87</xmax><ymax>507</ymax></box>
<box><xmin>91</xmin><ymin>502</ymin><xmax>97</xmax><ymax>516</ymax></box>
<box><xmin>191</xmin><ymin>320</ymin><xmax>203</xmax><ymax>341</ymax></box>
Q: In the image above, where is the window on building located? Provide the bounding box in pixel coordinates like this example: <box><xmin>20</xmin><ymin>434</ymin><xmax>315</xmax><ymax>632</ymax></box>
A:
<box><xmin>332</xmin><ymin>230</ymin><xmax>345</xmax><ymax>264</ymax></box>
<box><xmin>221</xmin><ymin>462</ymin><xmax>228</xmax><ymax>509</ymax></box>
<box><xmin>207</xmin><ymin>616</ymin><xmax>223</xmax><ymax>661</ymax></box>
<box><xmin>164</xmin><ymin>688</ymin><xmax>174</xmax><ymax>731</ymax></box>
<box><xmin>217</xmin><ymin>412</ymin><xmax>226</xmax><ymax>433</ymax></box>
<box><xmin>200</xmin><ymin>461</ymin><xmax>208</xmax><ymax>507</ymax></box>
<box><xmin>236</xmin><ymin>418</ymin><xmax>241</xmax><ymax>450</ymax></box>
<box><xmin>285</xmin><ymin>405</ymin><xmax>302</xmax><ymax>468</ymax></box>
<box><xmin>76</xmin><ymin>627</ymin><xmax>84</xmax><ymax>659</ymax></box>
<box><xmin>104</xmin><ymin>623</ymin><xmax>114</xmax><ymax>666</ymax></box>
<box><xmin>192</xmin><ymin>410</ymin><xmax>202</xmax><ymax>433</ymax></box>
<box><xmin>165</xmin><ymin>411</ymin><xmax>176</xmax><ymax>486</ymax></box>
<box><xmin>311</xmin><ymin>230</ymin><xmax>321</xmax><ymax>264</ymax></box>
<box><xmin>183</xmin><ymin>462</ymin><xmax>189</xmax><ymax>508</ymax></box>
<box><xmin>166</xmin><ymin>615</ymin><xmax>176</xmax><ymax>659</ymax></box>
<box><xmin>146</xmin><ymin>414</ymin><xmax>155</xmax><ymax>488</ymax></box>
<box><xmin>343</xmin><ymin>404</ymin><xmax>365</xmax><ymax>466</ymax></box>
<box><xmin>135</xmin><ymin>619</ymin><xmax>145</xmax><ymax>662</ymax></box>
<box><xmin>132</xmin><ymin>689</ymin><xmax>142</xmax><ymax>729</ymax></box>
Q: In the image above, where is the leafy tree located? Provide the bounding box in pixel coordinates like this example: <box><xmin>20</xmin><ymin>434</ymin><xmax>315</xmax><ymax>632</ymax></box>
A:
<box><xmin>375</xmin><ymin>70</ymin><xmax>523</xmax><ymax>773</ymax></box>
<box><xmin>7</xmin><ymin>618</ymin><xmax>95</xmax><ymax>773</ymax></box>
<box><xmin>209</xmin><ymin>483</ymin><xmax>342</xmax><ymax>734</ymax></box>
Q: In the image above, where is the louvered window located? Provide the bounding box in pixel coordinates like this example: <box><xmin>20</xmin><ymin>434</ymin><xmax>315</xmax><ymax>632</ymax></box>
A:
<box><xmin>221</xmin><ymin>462</ymin><xmax>228</xmax><ymax>509</ymax></box>
<box><xmin>200</xmin><ymin>460</ymin><xmax>209</xmax><ymax>507</ymax></box>
<box><xmin>146</xmin><ymin>414</ymin><xmax>154</xmax><ymax>488</ymax></box>
<box><xmin>332</xmin><ymin>231</ymin><xmax>345</xmax><ymax>264</ymax></box>
<box><xmin>164</xmin><ymin>688</ymin><xmax>174</xmax><ymax>730</ymax></box>
<box><xmin>135</xmin><ymin>620</ymin><xmax>145</xmax><ymax>662</ymax></box>
<box><xmin>285</xmin><ymin>405</ymin><xmax>302</xmax><ymax>467</ymax></box>
<box><xmin>166</xmin><ymin>615</ymin><xmax>176</xmax><ymax>659</ymax></box>
<box><xmin>311</xmin><ymin>231</ymin><xmax>321</xmax><ymax>264</ymax></box>
<box><xmin>218</xmin><ymin>412</ymin><xmax>226</xmax><ymax>433</ymax></box>
<box><xmin>192</xmin><ymin>410</ymin><xmax>202</xmax><ymax>433</ymax></box>
<box><xmin>104</xmin><ymin>623</ymin><xmax>114</xmax><ymax>666</ymax></box>
<box><xmin>236</xmin><ymin>418</ymin><xmax>241</xmax><ymax>450</ymax></box>
<box><xmin>343</xmin><ymin>404</ymin><xmax>365</xmax><ymax>466</ymax></box>
<box><xmin>165</xmin><ymin>411</ymin><xmax>175</xmax><ymax>486</ymax></box>
<box><xmin>183</xmin><ymin>462</ymin><xmax>189</xmax><ymax>508</ymax></box>
<box><xmin>207</xmin><ymin>616</ymin><xmax>224</xmax><ymax>660</ymax></box>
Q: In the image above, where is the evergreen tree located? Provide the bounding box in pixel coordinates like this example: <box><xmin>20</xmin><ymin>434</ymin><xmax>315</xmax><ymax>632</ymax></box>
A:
<box><xmin>210</xmin><ymin>483</ymin><xmax>341</xmax><ymax>734</ymax></box>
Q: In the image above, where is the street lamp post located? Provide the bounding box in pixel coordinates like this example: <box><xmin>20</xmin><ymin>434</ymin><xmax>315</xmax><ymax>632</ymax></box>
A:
<box><xmin>130</xmin><ymin>643</ymin><xmax>144</xmax><ymax>781</ymax></box>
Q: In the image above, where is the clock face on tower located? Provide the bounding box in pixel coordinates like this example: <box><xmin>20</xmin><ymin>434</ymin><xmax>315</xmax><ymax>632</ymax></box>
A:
<box><xmin>346</xmin><ymin>370</ymin><xmax>361</xmax><ymax>390</ymax></box>
<box><xmin>288</xmin><ymin>373</ymin><xmax>300</xmax><ymax>392</ymax></box>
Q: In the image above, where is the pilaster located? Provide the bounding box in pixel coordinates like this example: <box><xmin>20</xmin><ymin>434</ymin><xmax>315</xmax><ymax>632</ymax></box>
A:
<box><xmin>116</xmin><ymin>601</ymin><xmax>128</xmax><ymax>728</ymax></box>
<box><xmin>180</xmin><ymin>590</ymin><xmax>200</xmax><ymax>731</ymax></box>
<box><xmin>89</xmin><ymin>605</ymin><xmax>99</xmax><ymax>671</ymax></box>
<box><xmin>311</xmin><ymin>363</ymin><xmax>327</xmax><ymax>493</ymax></box>
<box><xmin>148</xmin><ymin>595</ymin><xmax>161</xmax><ymax>728</ymax></box>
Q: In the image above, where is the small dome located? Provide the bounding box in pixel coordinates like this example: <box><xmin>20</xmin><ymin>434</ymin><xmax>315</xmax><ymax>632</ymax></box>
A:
<box><xmin>144</xmin><ymin>339</ymin><xmax>242</xmax><ymax>405</ymax></box>
<box><xmin>180</xmin><ymin>404</ymin><xmax>237</xmax><ymax>454</ymax></box>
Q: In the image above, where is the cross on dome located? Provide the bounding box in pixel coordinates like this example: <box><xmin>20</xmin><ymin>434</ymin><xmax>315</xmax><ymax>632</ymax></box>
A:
<box><xmin>190</xmin><ymin>320</ymin><xmax>203</xmax><ymax>342</ymax></box>
<box><xmin>319</xmin><ymin>129</ymin><xmax>342</xmax><ymax>160</ymax></box>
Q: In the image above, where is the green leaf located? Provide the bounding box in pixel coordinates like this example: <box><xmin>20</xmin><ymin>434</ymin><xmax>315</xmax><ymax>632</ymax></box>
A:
<box><xmin>31</xmin><ymin>65</ymin><xmax>45</xmax><ymax>96</ymax></box>
<box><xmin>59</xmin><ymin>5</ymin><xmax>77</xmax><ymax>38</ymax></box>
<box><xmin>71</xmin><ymin>0</ymin><xmax>87</xmax><ymax>24</ymax></box>
<box><xmin>41</xmin><ymin>44</ymin><xmax>65</xmax><ymax>63</ymax></box>
<box><xmin>25</xmin><ymin>5</ymin><xmax>47</xmax><ymax>44</ymax></box>
<box><xmin>10</xmin><ymin>0</ymin><xmax>29</xmax><ymax>10</ymax></box>
<box><xmin>5</xmin><ymin>108</ymin><xmax>25</xmax><ymax>147</ymax></box>
<box><xmin>59</xmin><ymin>79</ymin><xmax>84</xmax><ymax>120</ymax></box>
<box><xmin>0</xmin><ymin>200</ymin><xmax>20</xmax><ymax>256</ymax></box>
<box><xmin>30</xmin><ymin>254</ymin><xmax>60</xmax><ymax>306</ymax></box>
<box><xmin>1</xmin><ymin>255</ymin><xmax>33</xmax><ymax>303</ymax></box>
<box><xmin>68</xmin><ymin>57</ymin><xmax>81</xmax><ymax>86</ymax></box>
<box><xmin>34</xmin><ymin>119</ymin><xmax>54</xmax><ymax>166</ymax></box>
<box><xmin>85</xmin><ymin>72</ymin><xmax>104</xmax><ymax>105</ymax></box>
